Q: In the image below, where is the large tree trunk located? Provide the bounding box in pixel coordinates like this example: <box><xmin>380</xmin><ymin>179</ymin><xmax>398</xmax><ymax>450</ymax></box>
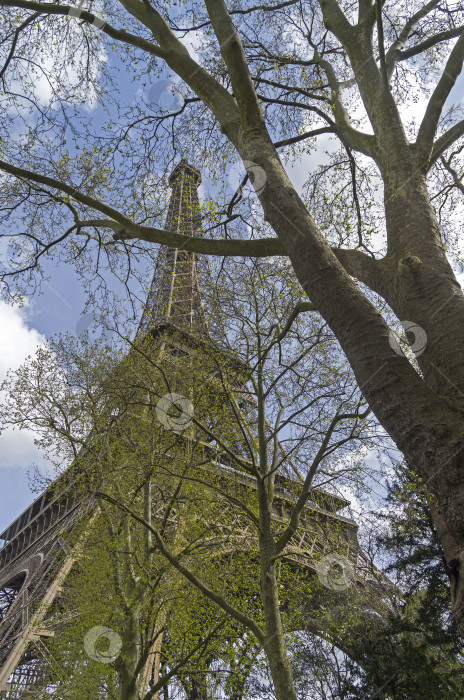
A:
<box><xmin>381</xmin><ymin>172</ymin><xmax>464</xmax><ymax>636</ymax></box>
<box><xmin>381</xmin><ymin>170</ymin><xmax>464</xmax><ymax>397</ymax></box>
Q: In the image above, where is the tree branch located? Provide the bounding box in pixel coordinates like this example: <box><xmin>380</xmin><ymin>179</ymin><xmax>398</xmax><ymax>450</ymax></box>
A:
<box><xmin>440</xmin><ymin>155</ymin><xmax>464</xmax><ymax>195</ymax></box>
<box><xmin>96</xmin><ymin>491</ymin><xmax>266</xmax><ymax>644</ymax></box>
<box><xmin>267</xmin><ymin>301</ymin><xmax>317</xmax><ymax>346</ymax></box>
<box><xmin>0</xmin><ymin>156</ymin><xmax>393</xmax><ymax>276</ymax></box>
<box><xmin>311</xmin><ymin>49</ymin><xmax>378</xmax><ymax>157</ymax></box>
<box><xmin>0</xmin><ymin>158</ymin><xmax>286</xmax><ymax>257</ymax></box>
<box><xmin>394</xmin><ymin>25</ymin><xmax>464</xmax><ymax>69</ymax></box>
<box><xmin>318</xmin><ymin>0</ymin><xmax>353</xmax><ymax>42</ymax></box>
<box><xmin>231</xmin><ymin>0</ymin><xmax>299</xmax><ymax>15</ymax></box>
<box><xmin>384</xmin><ymin>0</ymin><xmax>440</xmax><ymax>81</ymax></box>
<box><xmin>275</xmin><ymin>404</ymin><xmax>370</xmax><ymax>553</ymax></box>
<box><xmin>0</xmin><ymin>0</ymin><xmax>243</xmax><ymax>140</ymax></box>
<box><xmin>204</xmin><ymin>0</ymin><xmax>264</xmax><ymax>131</ymax></box>
<box><xmin>0</xmin><ymin>9</ymin><xmax>41</xmax><ymax>80</ymax></box>
<box><xmin>430</xmin><ymin>119</ymin><xmax>464</xmax><ymax>166</ymax></box>
<box><xmin>416</xmin><ymin>29</ymin><xmax>464</xmax><ymax>166</ymax></box>
<box><xmin>274</xmin><ymin>127</ymin><xmax>335</xmax><ymax>148</ymax></box>
<box><xmin>119</xmin><ymin>0</ymin><xmax>243</xmax><ymax>137</ymax></box>
<box><xmin>358</xmin><ymin>0</ymin><xmax>374</xmax><ymax>25</ymax></box>
<box><xmin>331</xmin><ymin>247</ymin><xmax>385</xmax><ymax>295</ymax></box>
<box><xmin>111</xmin><ymin>220</ymin><xmax>286</xmax><ymax>257</ymax></box>
<box><xmin>375</xmin><ymin>0</ymin><xmax>388</xmax><ymax>87</ymax></box>
<box><xmin>0</xmin><ymin>0</ymin><xmax>169</xmax><ymax>59</ymax></box>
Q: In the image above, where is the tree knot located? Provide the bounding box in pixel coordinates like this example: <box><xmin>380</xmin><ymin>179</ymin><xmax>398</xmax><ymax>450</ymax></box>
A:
<box><xmin>113</xmin><ymin>230</ymin><xmax>134</xmax><ymax>241</ymax></box>
<box><xmin>398</xmin><ymin>255</ymin><xmax>421</xmax><ymax>272</ymax></box>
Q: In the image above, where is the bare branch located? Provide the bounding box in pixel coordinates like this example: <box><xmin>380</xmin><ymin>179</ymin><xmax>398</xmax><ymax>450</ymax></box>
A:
<box><xmin>0</xmin><ymin>9</ymin><xmax>40</xmax><ymax>80</ymax></box>
<box><xmin>0</xmin><ymin>0</ymin><xmax>169</xmax><ymax>59</ymax></box>
<box><xmin>311</xmin><ymin>49</ymin><xmax>378</xmax><ymax>157</ymax></box>
<box><xmin>416</xmin><ymin>30</ymin><xmax>464</xmax><ymax>166</ymax></box>
<box><xmin>275</xmin><ymin>404</ymin><xmax>370</xmax><ymax>553</ymax></box>
<box><xmin>385</xmin><ymin>0</ymin><xmax>441</xmax><ymax>81</ymax></box>
<box><xmin>0</xmin><ymin>0</ymin><xmax>242</xmax><ymax>139</ymax></box>
<box><xmin>392</xmin><ymin>25</ymin><xmax>464</xmax><ymax>75</ymax></box>
<box><xmin>430</xmin><ymin>119</ymin><xmax>464</xmax><ymax>166</ymax></box>
<box><xmin>274</xmin><ymin>127</ymin><xmax>335</xmax><ymax>147</ymax></box>
<box><xmin>231</xmin><ymin>0</ymin><xmax>299</xmax><ymax>15</ymax></box>
<box><xmin>440</xmin><ymin>155</ymin><xmax>464</xmax><ymax>195</ymax></box>
<box><xmin>267</xmin><ymin>301</ymin><xmax>317</xmax><ymax>345</ymax></box>
<box><xmin>96</xmin><ymin>491</ymin><xmax>266</xmax><ymax>644</ymax></box>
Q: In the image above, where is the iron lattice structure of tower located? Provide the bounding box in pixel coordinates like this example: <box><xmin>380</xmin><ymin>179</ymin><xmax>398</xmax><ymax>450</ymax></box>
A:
<box><xmin>0</xmin><ymin>162</ymin><xmax>389</xmax><ymax>698</ymax></box>
<box><xmin>137</xmin><ymin>160</ymin><xmax>226</xmax><ymax>347</ymax></box>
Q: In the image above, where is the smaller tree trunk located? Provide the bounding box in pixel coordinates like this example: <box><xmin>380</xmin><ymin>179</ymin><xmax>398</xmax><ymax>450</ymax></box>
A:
<box><xmin>260</xmin><ymin>557</ymin><xmax>298</xmax><ymax>700</ymax></box>
<box><xmin>119</xmin><ymin>611</ymin><xmax>141</xmax><ymax>700</ymax></box>
<box><xmin>258</xmin><ymin>480</ymin><xmax>298</xmax><ymax>700</ymax></box>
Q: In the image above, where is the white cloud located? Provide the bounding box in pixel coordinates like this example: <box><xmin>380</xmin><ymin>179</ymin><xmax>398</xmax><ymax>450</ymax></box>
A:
<box><xmin>0</xmin><ymin>302</ymin><xmax>44</xmax><ymax>375</ymax></box>
<box><xmin>0</xmin><ymin>301</ymin><xmax>47</xmax><ymax>469</ymax></box>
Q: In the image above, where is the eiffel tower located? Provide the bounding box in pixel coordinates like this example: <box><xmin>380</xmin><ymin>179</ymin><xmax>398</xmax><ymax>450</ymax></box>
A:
<box><xmin>0</xmin><ymin>161</ymin><xmax>389</xmax><ymax>698</ymax></box>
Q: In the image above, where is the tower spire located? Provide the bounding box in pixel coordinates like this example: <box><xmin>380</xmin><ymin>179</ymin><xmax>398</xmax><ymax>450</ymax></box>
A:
<box><xmin>137</xmin><ymin>160</ymin><xmax>210</xmax><ymax>338</ymax></box>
